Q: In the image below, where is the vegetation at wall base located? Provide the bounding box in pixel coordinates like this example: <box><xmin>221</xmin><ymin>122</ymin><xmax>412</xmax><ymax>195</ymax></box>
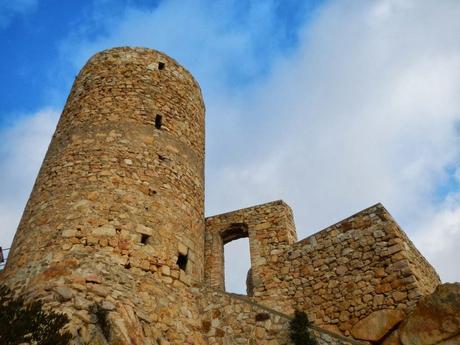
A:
<box><xmin>289</xmin><ymin>310</ymin><xmax>318</xmax><ymax>345</ymax></box>
<box><xmin>92</xmin><ymin>303</ymin><xmax>111</xmax><ymax>340</ymax></box>
<box><xmin>0</xmin><ymin>285</ymin><xmax>71</xmax><ymax>345</ymax></box>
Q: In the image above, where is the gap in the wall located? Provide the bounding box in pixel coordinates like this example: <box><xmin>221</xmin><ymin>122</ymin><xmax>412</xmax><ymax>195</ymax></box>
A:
<box><xmin>224</xmin><ymin>237</ymin><xmax>251</xmax><ymax>295</ymax></box>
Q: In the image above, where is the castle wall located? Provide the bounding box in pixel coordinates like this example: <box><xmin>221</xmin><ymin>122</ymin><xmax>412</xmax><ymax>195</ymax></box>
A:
<box><xmin>204</xmin><ymin>200</ymin><xmax>297</xmax><ymax>291</ymax></box>
<box><xmin>250</xmin><ymin>203</ymin><xmax>440</xmax><ymax>336</ymax></box>
<box><xmin>201</xmin><ymin>287</ymin><xmax>366</xmax><ymax>345</ymax></box>
<box><xmin>205</xmin><ymin>203</ymin><xmax>441</xmax><ymax>339</ymax></box>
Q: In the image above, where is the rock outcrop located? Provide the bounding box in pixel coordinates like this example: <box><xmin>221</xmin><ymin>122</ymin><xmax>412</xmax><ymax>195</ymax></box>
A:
<box><xmin>357</xmin><ymin>283</ymin><xmax>460</xmax><ymax>345</ymax></box>
<box><xmin>399</xmin><ymin>282</ymin><xmax>460</xmax><ymax>345</ymax></box>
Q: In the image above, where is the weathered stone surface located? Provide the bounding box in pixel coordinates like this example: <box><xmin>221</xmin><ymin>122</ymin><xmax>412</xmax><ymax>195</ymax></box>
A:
<box><xmin>382</xmin><ymin>329</ymin><xmax>401</xmax><ymax>345</ymax></box>
<box><xmin>400</xmin><ymin>283</ymin><xmax>460</xmax><ymax>345</ymax></box>
<box><xmin>351</xmin><ymin>309</ymin><xmax>405</xmax><ymax>341</ymax></box>
<box><xmin>205</xmin><ymin>202</ymin><xmax>440</xmax><ymax>337</ymax></box>
<box><xmin>438</xmin><ymin>334</ymin><xmax>460</xmax><ymax>345</ymax></box>
<box><xmin>92</xmin><ymin>225</ymin><xmax>116</xmax><ymax>237</ymax></box>
<box><xmin>54</xmin><ymin>286</ymin><xmax>73</xmax><ymax>301</ymax></box>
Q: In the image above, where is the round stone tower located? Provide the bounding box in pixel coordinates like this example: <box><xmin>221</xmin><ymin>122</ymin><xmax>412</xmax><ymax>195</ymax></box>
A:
<box><xmin>2</xmin><ymin>47</ymin><xmax>207</xmax><ymax>343</ymax></box>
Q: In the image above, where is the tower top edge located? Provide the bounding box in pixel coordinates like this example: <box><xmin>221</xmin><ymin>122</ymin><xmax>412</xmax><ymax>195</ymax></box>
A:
<box><xmin>85</xmin><ymin>46</ymin><xmax>205</xmax><ymax>106</ymax></box>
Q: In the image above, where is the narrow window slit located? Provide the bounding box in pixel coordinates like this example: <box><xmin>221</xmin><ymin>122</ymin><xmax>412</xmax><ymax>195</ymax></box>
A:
<box><xmin>177</xmin><ymin>253</ymin><xmax>188</xmax><ymax>271</ymax></box>
<box><xmin>141</xmin><ymin>234</ymin><xmax>150</xmax><ymax>245</ymax></box>
<box><xmin>158</xmin><ymin>62</ymin><xmax>165</xmax><ymax>70</ymax></box>
<box><xmin>155</xmin><ymin>115</ymin><xmax>162</xmax><ymax>129</ymax></box>
<box><xmin>255</xmin><ymin>313</ymin><xmax>270</xmax><ymax>322</ymax></box>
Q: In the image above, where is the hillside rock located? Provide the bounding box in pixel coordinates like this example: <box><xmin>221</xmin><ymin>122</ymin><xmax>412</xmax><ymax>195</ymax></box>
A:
<box><xmin>399</xmin><ymin>283</ymin><xmax>460</xmax><ymax>345</ymax></box>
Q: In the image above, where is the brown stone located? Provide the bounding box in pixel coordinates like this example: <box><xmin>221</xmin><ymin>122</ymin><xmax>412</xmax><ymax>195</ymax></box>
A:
<box><xmin>202</xmin><ymin>320</ymin><xmax>211</xmax><ymax>332</ymax></box>
<box><xmin>88</xmin><ymin>284</ymin><xmax>109</xmax><ymax>297</ymax></box>
<box><xmin>351</xmin><ymin>309</ymin><xmax>406</xmax><ymax>341</ymax></box>
<box><xmin>382</xmin><ymin>329</ymin><xmax>401</xmax><ymax>345</ymax></box>
<box><xmin>54</xmin><ymin>286</ymin><xmax>73</xmax><ymax>301</ymax></box>
<box><xmin>393</xmin><ymin>291</ymin><xmax>407</xmax><ymax>302</ymax></box>
<box><xmin>336</xmin><ymin>265</ymin><xmax>348</xmax><ymax>275</ymax></box>
<box><xmin>375</xmin><ymin>267</ymin><xmax>386</xmax><ymax>277</ymax></box>
<box><xmin>400</xmin><ymin>283</ymin><xmax>460</xmax><ymax>345</ymax></box>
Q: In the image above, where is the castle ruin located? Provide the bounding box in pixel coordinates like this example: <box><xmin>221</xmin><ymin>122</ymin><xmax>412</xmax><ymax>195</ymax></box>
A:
<box><xmin>0</xmin><ymin>47</ymin><xmax>442</xmax><ymax>345</ymax></box>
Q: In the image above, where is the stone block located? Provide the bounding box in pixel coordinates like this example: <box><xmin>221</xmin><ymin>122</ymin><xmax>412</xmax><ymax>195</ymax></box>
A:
<box><xmin>92</xmin><ymin>225</ymin><xmax>116</xmax><ymax>237</ymax></box>
<box><xmin>351</xmin><ymin>309</ymin><xmax>405</xmax><ymax>341</ymax></box>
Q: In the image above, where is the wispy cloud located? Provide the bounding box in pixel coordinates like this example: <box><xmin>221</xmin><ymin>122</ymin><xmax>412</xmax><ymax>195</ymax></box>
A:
<box><xmin>207</xmin><ymin>0</ymin><xmax>460</xmax><ymax>289</ymax></box>
<box><xmin>0</xmin><ymin>108</ymin><xmax>58</xmax><ymax>249</ymax></box>
<box><xmin>0</xmin><ymin>0</ymin><xmax>37</xmax><ymax>29</ymax></box>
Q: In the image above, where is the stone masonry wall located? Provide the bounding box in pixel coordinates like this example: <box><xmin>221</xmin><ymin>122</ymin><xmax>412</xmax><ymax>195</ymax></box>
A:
<box><xmin>204</xmin><ymin>200</ymin><xmax>297</xmax><ymax>292</ymax></box>
<box><xmin>251</xmin><ymin>203</ymin><xmax>441</xmax><ymax>337</ymax></box>
<box><xmin>201</xmin><ymin>287</ymin><xmax>367</xmax><ymax>345</ymax></box>
<box><xmin>205</xmin><ymin>203</ymin><xmax>441</xmax><ymax>339</ymax></box>
<box><xmin>1</xmin><ymin>47</ymin><xmax>208</xmax><ymax>344</ymax></box>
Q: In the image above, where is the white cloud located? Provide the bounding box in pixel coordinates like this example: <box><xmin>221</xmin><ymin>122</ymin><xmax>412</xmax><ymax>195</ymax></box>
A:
<box><xmin>0</xmin><ymin>108</ymin><xmax>58</xmax><ymax>251</ymax></box>
<box><xmin>58</xmin><ymin>0</ymin><xmax>290</xmax><ymax>97</ymax></box>
<box><xmin>414</xmin><ymin>199</ymin><xmax>460</xmax><ymax>283</ymax></box>
<box><xmin>207</xmin><ymin>0</ymin><xmax>460</xmax><ymax>289</ymax></box>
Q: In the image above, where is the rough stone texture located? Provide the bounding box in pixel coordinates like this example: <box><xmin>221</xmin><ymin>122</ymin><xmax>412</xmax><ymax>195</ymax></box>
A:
<box><xmin>381</xmin><ymin>329</ymin><xmax>401</xmax><ymax>345</ymax></box>
<box><xmin>350</xmin><ymin>309</ymin><xmax>405</xmax><ymax>341</ymax></box>
<box><xmin>1</xmin><ymin>47</ymin><xmax>207</xmax><ymax>344</ymax></box>
<box><xmin>0</xmin><ymin>46</ymin><xmax>444</xmax><ymax>344</ymax></box>
<box><xmin>201</xmin><ymin>287</ymin><xmax>366</xmax><ymax>345</ymax></box>
<box><xmin>399</xmin><ymin>283</ymin><xmax>460</xmax><ymax>345</ymax></box>
<box><xmin>205</xmin><ymin>203</ymin><xmax>440</xmax><ymax>337</ymax></box>
<box><xmin>205</xmin><ymin>201</ymin><xmax>297</xmax><ymax>291</ymax></box>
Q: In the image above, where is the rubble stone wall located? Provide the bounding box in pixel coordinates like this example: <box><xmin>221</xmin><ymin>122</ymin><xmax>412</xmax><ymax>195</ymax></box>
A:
<box><xmin>202</xmin><ymin>287</ymin><xmax>367</xmax><ymax>345</ymax></box>
<box><xmin>204</xmin><ymin>200</ymin><xmax>297</xmax><ymax>291</ymax></box>
<box><xmin>250</xmin><ymin>204</ymin><xmax>441</xmax><ymax>337</ymax></box>
<box><xmin>1</xmin><ymin>47</ymin><xmax>207</xmax><ymax>344</ymax></box>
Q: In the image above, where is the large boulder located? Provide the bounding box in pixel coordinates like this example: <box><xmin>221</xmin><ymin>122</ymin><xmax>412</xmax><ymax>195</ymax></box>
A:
<box><xmin>399</xmin><ymin>283</ymin><xmax>460</xmax><ymax>345</ymax></box>
<box><xmin>351</xmin><ymin>309</ymin><xmax>405</xmax><ymax>341</ymax></box>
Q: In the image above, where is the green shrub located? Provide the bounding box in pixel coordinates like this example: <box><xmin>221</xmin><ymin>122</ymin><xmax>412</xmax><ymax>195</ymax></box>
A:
<box><xmin>0</xmin><ymin>285</ymin><xmax>71</xmax><ymax>345</ymax></box>
<box><xmin>289</xmin><ymin>310</ymin><xmax>317</xmax><ymax>345</ymax></box>
<box><xmin>91</xmin><ymin>303</ymin><xmax>111</xmax><ymax>340</ymax></box>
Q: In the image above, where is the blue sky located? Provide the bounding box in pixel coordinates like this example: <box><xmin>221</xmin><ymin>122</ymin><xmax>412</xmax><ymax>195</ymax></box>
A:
<box><xmin>1</xmin><ymin>0</ymin><xmax>460</xmax><ymax>293</ymax></box>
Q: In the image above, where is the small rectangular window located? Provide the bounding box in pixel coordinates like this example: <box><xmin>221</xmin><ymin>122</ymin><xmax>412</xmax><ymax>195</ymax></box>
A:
<box><xmin>158</xmin><ymin>62</ymin><xmax>165</xmax><ymax>70</ymax></box>
<box><xmin>155</xmin><ymin>115</ymin><xmax>162</xmax><ymax>129</ymax></box>
<box><xmin>141</xmin><ymin>234</ymin><xmax>150</xmax><ymax>245</ymax></box>
<box><xmin>177</xmin><ymin>253</ymin><xmax>188</xmax><ymax>271</ymax></box>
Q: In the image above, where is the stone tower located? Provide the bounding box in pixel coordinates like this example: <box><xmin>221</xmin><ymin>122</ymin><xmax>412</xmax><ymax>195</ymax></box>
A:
<box><xmin>2</xmin><ymin>47</ymin><xmax>208</xmax><ymax>343</ymax></box>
